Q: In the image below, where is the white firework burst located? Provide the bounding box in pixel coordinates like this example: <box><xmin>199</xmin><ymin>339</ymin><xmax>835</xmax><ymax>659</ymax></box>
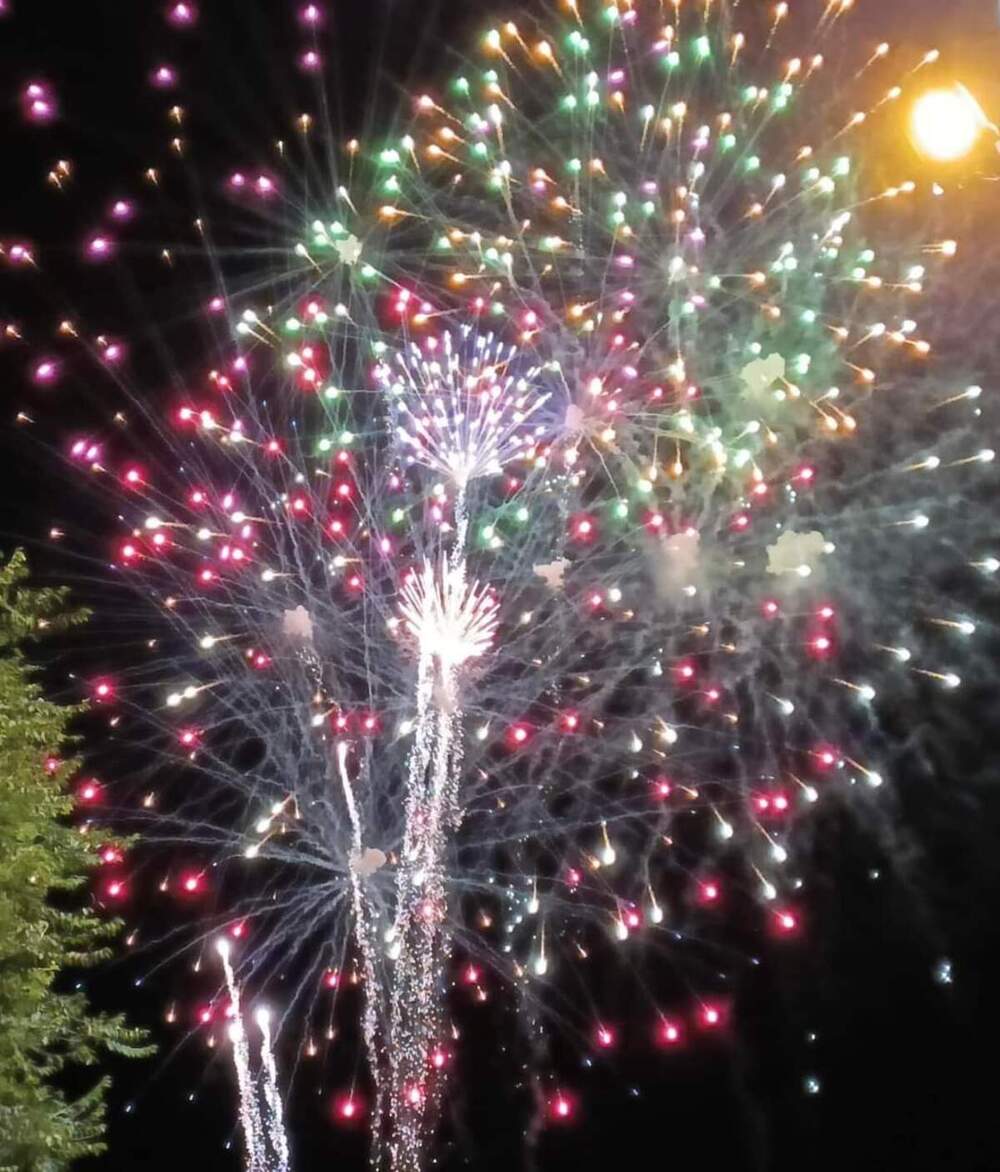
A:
<box><xmin>382</xmin><ymin>329</ymin><xmax>551</xmax><ymax>489</ymax></box>
<box><xmin>400</xmin><ymin>559</ymin><xmax>499</xmax><ymax>674</ymax></box>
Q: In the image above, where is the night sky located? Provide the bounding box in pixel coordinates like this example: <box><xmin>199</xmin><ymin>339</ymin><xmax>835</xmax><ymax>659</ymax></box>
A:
<box><xmin>2</xmin><ymin>2</ymin><xmax>1000</xmax><ymax>1171</ymax></box>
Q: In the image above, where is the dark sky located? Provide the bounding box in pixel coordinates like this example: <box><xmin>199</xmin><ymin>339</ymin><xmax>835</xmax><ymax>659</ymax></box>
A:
<box><xmin>2</xmin><ymin>2</ymin><xmax>1000</xmax><ymax>1171</ymax></box>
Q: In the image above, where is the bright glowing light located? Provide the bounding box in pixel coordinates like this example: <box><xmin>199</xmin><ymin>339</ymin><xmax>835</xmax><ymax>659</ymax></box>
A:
<box><xmin>336</xmin><ymin>1094</ymin><xmax>364</xmax><ymax>1122</ymax></box>
<box><xmin>910</xmin><ymin>86</ymin><xmax>987</xmax><ymax>162</ymax></box>
<box><xmin>548</xmin><ymin>1092</ymin><xmax>576</xmax><ymax>1123</ymax></box>
<box><xmin>399</xmin><ymin>559</ymin><xmax>499</xmax><ymax>672</ymax></box>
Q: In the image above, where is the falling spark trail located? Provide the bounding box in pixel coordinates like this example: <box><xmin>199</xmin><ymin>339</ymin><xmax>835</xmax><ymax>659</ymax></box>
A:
<box><xmin>256</xmin><ymin>1008</ymin><xmax>291</xmax><ymax>1172</ymax></box>
<box><xmin>218</xmin><ymin>939</ymin><xmax>266</xmax><ymax>1172</ymax></box>
<box><xmin>383</xmin><ymin>553</ymin><xmax>499</xmax><ymax>1169</ymax></box>
<box><xmin>336</xmin><ymin>740</ymin><xmax>363</xmax><ymax>859</ymax></box>
<box><xmin>334</xmin><ymin>740</ymin><xmax>384</xmax><ymax>1148</ymax></box>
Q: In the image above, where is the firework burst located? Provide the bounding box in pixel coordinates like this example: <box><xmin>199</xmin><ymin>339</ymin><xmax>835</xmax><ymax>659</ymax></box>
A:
<box><xmin>3</xmin><ymin>1</ymin><xmax>998</xmax><ymax>1170</ymax></box>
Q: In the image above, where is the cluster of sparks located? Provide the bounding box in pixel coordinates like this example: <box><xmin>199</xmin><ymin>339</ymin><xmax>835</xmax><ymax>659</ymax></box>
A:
<box><xmin>3</xmin><ymin>1</ymin><xmax>998</xmax><ymax>1170</ymax></box>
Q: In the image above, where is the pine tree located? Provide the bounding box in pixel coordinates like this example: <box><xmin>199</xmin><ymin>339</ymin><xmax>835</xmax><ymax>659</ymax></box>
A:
<box><xmin>0</xmin><ymin>551</ymin><xmax>153</xmax><ymax>1171</ymax></box>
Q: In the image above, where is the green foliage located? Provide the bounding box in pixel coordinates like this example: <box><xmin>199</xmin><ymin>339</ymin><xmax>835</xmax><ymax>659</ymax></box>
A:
<box><xmin>0</xmin><ymin>551</ymin><xmax>154</xmax><ymax>1171</ymax></box>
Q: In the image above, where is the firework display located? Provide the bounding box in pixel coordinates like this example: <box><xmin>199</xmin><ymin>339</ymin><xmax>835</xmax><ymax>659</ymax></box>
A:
<box><xmin>2</xmin><ymin>1</ymin><xmax>997</xmax><ymax>1170</ymax></box>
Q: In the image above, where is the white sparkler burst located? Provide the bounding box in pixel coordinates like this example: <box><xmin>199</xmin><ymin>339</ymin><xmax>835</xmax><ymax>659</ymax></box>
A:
<box><xmin>381</xmin><ymin>329</ymin><xmax>550</xmax><ymax>488</ymax></box>
<box><xmin>400</xmin><ymin>559</ymin><xmax>499</xmax><ymax>675</ymax></box>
